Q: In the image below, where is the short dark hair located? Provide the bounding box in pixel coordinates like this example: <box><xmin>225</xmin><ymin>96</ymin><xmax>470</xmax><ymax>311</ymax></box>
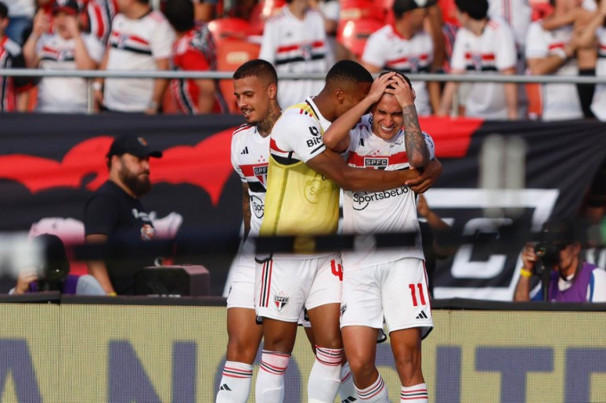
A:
<box><xmin>325</xmin><ymin>60</ymin><xmax>373</xmax><ymax>87</ymax></box>
<box><xmin>0</xmin><ymin>2</ymin><xmax>8</xmax><ymax>19</ymax></box>
<box><xmin>164</xmin><ymin>0</ymin><xmax>195</xmax><ymax>32</ymax></box>
<box><xmin>454</xmin><ymin>0</ymin><xmax>488</xmax><ymax>20</ymax></box>
<box><xmin>233</xmin><ymin>59</ymin><xmax>278</xmax><ymax>85</ymax></box>
<box><xmin>379</xmin><ymin>70</ymin><xmax>412</xmax><ymax>89</ymax></box>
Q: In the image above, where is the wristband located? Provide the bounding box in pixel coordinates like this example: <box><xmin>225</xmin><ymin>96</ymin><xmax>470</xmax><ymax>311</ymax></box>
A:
<box><xmin>92</xmin><ymin>81</ymin><xmax>103</xmax><ymax>91</ymax></box>
<box><xmin>107</xmin><ymin>292</ymin><xmax>117</xmax><ymax>296</ymax></box>
<box><xmin>519</xmin><ymin>268</ymin><xmax>533</xmax><ymax>278</ymax></box>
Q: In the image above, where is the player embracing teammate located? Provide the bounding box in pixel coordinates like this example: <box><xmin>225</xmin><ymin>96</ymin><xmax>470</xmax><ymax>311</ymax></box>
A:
<box><xmin>219</xmin><ymin>60</ymin><xmax>440</xmax><ymax>403</ymax></box>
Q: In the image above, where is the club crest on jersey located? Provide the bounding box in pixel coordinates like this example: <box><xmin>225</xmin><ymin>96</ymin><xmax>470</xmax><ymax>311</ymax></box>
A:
<box><xmin>274</xmin><ymin>293</ymin><xmax>289</xmax><ymax>312</ymax></box>
<box><xmin>253</xmin><ymin>165</ymin><xmax>267</xmax><ymax>180</ymax></box>
<box><xmin>301</xmin><ymin>43</ymin><xmax>313</xmax><ymax>60</ymax></box>
<box><xmin>364</xmin><ymin>157</ymin><xmax>388</xmax><ymax>168</ymax></box>
<box><xmin>409</xmin><ymin>56</ymin><xmax>420</xmax><ymax>72</ymax></box>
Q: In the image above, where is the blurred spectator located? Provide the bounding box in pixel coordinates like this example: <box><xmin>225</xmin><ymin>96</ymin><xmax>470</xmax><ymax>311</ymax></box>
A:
<box><xmin>0</xmin><ymin>1</ymin><xmax>31</xmax><ymax>112</ymax></box>
<box><xmin>259</xmin><ymin>0</ymin><xmax>329</xmax><ymax>108</ymax></box>
<box><xmin>541</xmin><ymin>0</ymin><xmax>598</xmax><ymax>118</ymax></box>
<box><xmin>86</xmin><ymin>0</ymin><xmax>118</xmax><ymax>44</ymax></box>
<box><xmin>563</xmin><ymin>0</ymin><xmax>606</xmax><ymax>120</ymax></box>
<box><xmin>524</xmin><ymin>0</ymin><xmax>584</xmax><ymax>121</ymax></box>
<box><xmin>193</xmin><ymin>0</ymin><xmax>216</xmax><ymax>23</ymax></box>
<box><xmin>361</xmin><ymin>0</ymin><xmax>440</xmax><ymax>115</ymax></box>
<box><xmin>164</xmin><ymin>0</ymin><xmax>226</xmax><ymax>114</ymax></box>
<box><xmin>438</xmin><ymin>0</ymin><xmax>518</xmax><ymax>119</ymax></box>
<box><xmin>93</xmin><ymin>0</ymin><xmax>175</xmax><ymax>114</ymax></box>
<box><xmin>513</xmin><ymin>220</ymin><xmax>606</xmax><ymax>302</ymax></box>
<box><xmin>10</xmin><ymin>234</ymin><xmax>105</xmax><ymax>295</ymax></box>
<box><xmin>488</xmin><ymin>0</ymin><xmax>531</xmax><ymax>50</ymax></box>
<box><xmin>84</xmin><ymin>135</ymin><xmax>162</xmax><ymax>295</ymax></box>
<box><xmin>487</xmin><ymin>0</ymin><xmax>532</xmax><ymax>117</ymax></box>
<box><xmin>23</xmin><ymin>0</ymin><xmax>104</xmax><ymax>113</ymax></box>
<box><xmin>311</xmin><ymin>0</ymin><xmax>338</xmax><ymax>63</ymax></box>
<box><xmin>3</xmin><ymin>0</ymin><xmax>33</xmax><ymax>44</ymax></box>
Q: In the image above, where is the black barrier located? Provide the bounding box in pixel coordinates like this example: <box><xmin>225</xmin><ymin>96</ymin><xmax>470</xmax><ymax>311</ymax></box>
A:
<box><xmin>1</xmin><ymin>114</ymin><xmax>605</xmax><ymax>299</ymax></box>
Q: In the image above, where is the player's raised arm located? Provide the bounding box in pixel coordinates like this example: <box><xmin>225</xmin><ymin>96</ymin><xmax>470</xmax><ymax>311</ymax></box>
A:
<box><xmin>323</xmin><ymin>72</ymin><xmax>397</xmax><ymax>153</ymax></box>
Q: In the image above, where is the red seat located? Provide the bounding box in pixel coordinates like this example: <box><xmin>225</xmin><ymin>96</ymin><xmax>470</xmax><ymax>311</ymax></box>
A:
<box><xmin>337</xmin><ymin>18</ymin><xmax>384</xmax><ymax>59</ymax></box>
<box><xmin>215</xmin><ymin>40</ymin><xmax>261</xmax><ymax>114</ymax></box>
<box><xmin>208</xmin><ymin>17</ymin><xmax>253</xmax><ymax>43</ymax></box>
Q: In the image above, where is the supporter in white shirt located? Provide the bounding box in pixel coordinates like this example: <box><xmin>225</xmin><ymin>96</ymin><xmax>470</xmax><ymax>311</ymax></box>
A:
<box><xmin>93</xmin><ymin>0</ymin><xmax>175</xmax><ymax>114</ymax></box>
<box><xmin>23</xmin><ymin>0</ymin><xmax>104</xmax><ymax>113</ymax></box>
<box><xmin>525</xmin><ymin>0</ymin><xmax>584</xmax><ymax>121</ymax></box>
<box><xmin>438</xmin><ymin>0</ymin><xmax>518</xmax><ymax>120</ymax></box>
<box><xmin>361</xmin><ymin>0</ymin><xmax>440</xmax><ymax>116</ymax></box>
<box><xmin>259</xmin><ymin>0</ymin><xmax>329</xmax><ymax>109</ymax></box>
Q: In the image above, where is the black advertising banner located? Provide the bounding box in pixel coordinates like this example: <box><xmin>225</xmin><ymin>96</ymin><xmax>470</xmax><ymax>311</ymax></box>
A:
<box><xmin>0</xmin><ymin>114</ymin><xmax>604</xmax><ymax>299</ymax></box>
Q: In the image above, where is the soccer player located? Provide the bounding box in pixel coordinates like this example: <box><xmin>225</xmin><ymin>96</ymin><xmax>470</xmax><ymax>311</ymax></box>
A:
<box><xmin>215</xmin><ymin>59</ymin><xmax>280</xmax><ymax>402</ymax></box>
<box><xmin>255</xmin><ymin>60</ymin><xmax>442</xmax><ymax>402</ymax></box>
<box><xmin>323</xmin><ymin>71</ymin><xmax>433</xmax><ymax>402</ymax></box>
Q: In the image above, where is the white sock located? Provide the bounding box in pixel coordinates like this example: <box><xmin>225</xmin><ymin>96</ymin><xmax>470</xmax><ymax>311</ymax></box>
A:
<box><xmin>355</xmin><ymin>374</ymin><xmax>389</xmax><ymax>402</ymax></box>
<box><xmin>255</xmin><ymin>350</ymin><xmax>290</xmax><ymax>403</ymax></box>
<box><xmin>308</xmin><ymin>346</ymin><xmax>343</xmax><ymax>402</ymax></box>
<box><xmin>215</xmin><ymin>361</ymin><xmax>253</xmax><ymax>403</ymax></box>
<box><xmin>400</xmin><ymin>383</ymin><xmax>428</xmax><ymax>402</ymax></box>
<box><xmin>338</xmin><ymin>362</ymin><xmax>357</xmax><ymax>402</ymax></box>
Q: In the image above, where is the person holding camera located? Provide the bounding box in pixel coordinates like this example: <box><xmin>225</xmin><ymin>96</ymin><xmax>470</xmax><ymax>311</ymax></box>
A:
<box><xmin>513</xmin><ymin>223</ymin><xmax>606</xmax><ymax>302</ymax></box>
<box><xmin>10</xmin><ymin>234</ymin><xmax>105</xmax><ymax>295</ymax></box>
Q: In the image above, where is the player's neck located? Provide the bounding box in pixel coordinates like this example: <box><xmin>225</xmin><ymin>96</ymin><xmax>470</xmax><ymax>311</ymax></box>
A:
<box><xmin>257</xmin><ymin>103</ymin><xmax>281</xmax><ymax>137</ymax></box>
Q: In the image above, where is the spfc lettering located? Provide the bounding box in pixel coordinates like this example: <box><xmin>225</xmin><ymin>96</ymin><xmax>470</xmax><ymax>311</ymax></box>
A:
<box><xmin>253</xmin><ymin>166</ymin><xmax>267</xmax><ymax>176</ymax></box>
<box><xmin>364</xmin><ymin>158</ymin><xmax>388</xmax><ymax>168</ymax></box>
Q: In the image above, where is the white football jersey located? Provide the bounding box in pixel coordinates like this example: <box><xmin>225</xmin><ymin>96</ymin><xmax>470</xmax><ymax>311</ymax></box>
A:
<box><xmin>341</xmin><ymin>114</ymin><xmax>435</xmax><ymax>269</ymax></box>
<box><xmin>591</xmin><ymin>27</ymin><xmax>606</xmax><ymax>121</ymax></box>
<box><xmin>451</xmin><ymin>17</ymin><xmax>517</xmax><ymax>119</ymax></box>
<box><xmin>259</xmin><ymin>6</ymin><xmax>328</xmax><ymax>108</ymax></box>
<box><xmin>104</xmin><ymin>11</ymin><xmax>175</xmax><ymax>112</ymax></box>
<box><xmin>230</xmin><ymin>124</ymin><xmax>270</xmax><ymax>239</ymax></box>
<box><xmin>488</xmin><ymin>0</ymin><xmax>531</xmax><ymax>48</ymax></box>
<box><xmin>525</xmin><ymin>21</ymin><xmax>583</xmax><ymax>121</ymax></box>
<box><xmin>36</xmin><ymin>33</ymin><xmax>104</xmax><ymax>112</ymax></box>
<box><xmin>362</xmin><ymin>24</ymin><xmax>434</xmax><ymax>116</ymax></box>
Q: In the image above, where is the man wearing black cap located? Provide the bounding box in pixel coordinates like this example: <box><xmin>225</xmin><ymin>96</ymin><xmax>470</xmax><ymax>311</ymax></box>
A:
<box><xmin>84</xmin><ymin>135</ymin><xmax>163</xmax><ymax>295</ymax></box>
<box><xmin>361</xmin><ymin>0</ymin><xmax>441</xmax><ymax>116</ymax></box>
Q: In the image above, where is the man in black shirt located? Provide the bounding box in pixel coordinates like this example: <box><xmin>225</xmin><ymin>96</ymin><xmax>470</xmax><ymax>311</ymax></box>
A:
<box><xmin>84</xmin><ymin>135</ymin><xmax>162</xmax><ymax>295</ymax></box>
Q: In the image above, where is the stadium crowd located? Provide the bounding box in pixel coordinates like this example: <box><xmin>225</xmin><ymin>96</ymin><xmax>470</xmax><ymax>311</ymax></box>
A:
<box><xmin>1</xmin><ymin>0</ymin><xmax>606</xmax><ymax>119</ymax></box>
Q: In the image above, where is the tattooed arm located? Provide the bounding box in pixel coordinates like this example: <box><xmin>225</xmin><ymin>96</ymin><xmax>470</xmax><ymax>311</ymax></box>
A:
<box><xmin>387</xmin><ymin>74</ymin><xmax>430</xmax><ymax>169</ymax></box>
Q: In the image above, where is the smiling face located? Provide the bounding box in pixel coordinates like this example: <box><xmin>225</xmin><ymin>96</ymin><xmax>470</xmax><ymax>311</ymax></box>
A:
<box><xmin>233</xmin><ymin>75</ymin><xmax>275</xmax><ymax>125</ymax></box>
<box><xmin>370</xmin><ymin>93</ymin><xmax>404</xmax><ymax>141</ymax></box>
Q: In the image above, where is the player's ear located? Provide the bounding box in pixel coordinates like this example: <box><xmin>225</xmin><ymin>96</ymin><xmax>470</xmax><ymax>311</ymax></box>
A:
<box><xmin>267</xmin><ymin>82</ymin><xmax>277</xmax><ymax>100</ymax></box>
<box><xmin>335</xmin><ymin>88</ymin><xmax>345</xmax><ymax>104</ymax></box>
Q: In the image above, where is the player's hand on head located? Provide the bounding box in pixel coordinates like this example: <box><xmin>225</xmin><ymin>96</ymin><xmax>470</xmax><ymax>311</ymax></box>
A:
<box><xmin>367</xmin><ymin>71</ymin><xmax>396</xmax><ymax>104</ymax></box>
<box><xmin>390</xmin><ymin>74</ymin><xmax>415</xmax><ymax>108</ymax></box>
